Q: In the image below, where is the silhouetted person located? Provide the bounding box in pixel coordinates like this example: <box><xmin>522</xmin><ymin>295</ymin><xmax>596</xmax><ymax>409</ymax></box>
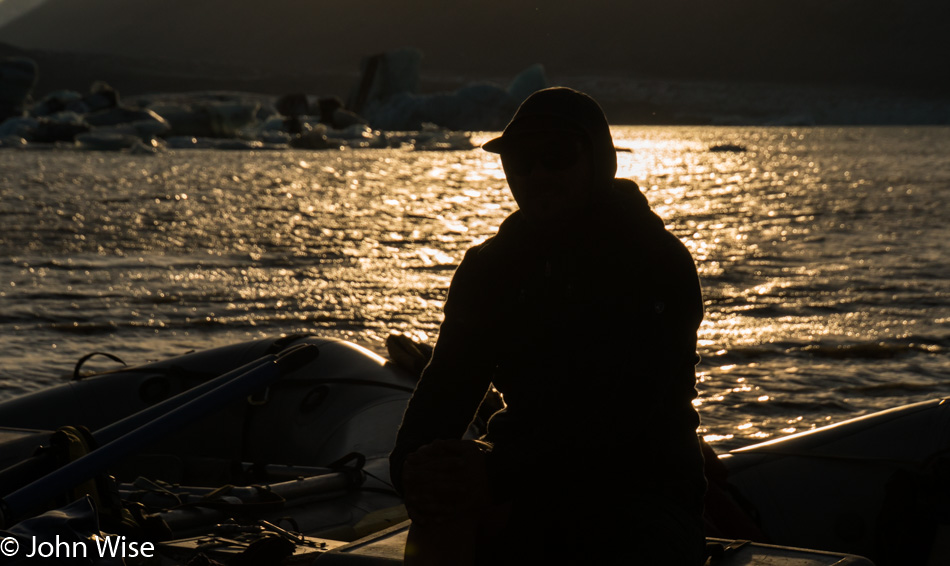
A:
<box><xmin>390</xmin><ymin>87</ymin><xmax>707</xmax><ymax>565</ymax></box>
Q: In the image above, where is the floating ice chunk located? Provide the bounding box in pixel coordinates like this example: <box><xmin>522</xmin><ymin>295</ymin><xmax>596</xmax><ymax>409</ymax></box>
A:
<box><xmin>331</xmin><ymin>107</ymin><xmax>368</xmax><ymax>129</ymax></box>
<box><xmin>275</xmin><ymin>92</ymin><xmax>310</xmax><ymax>117</ymax></box>
<box><xmin>0</xmin><ymin>116</ymin><xmax>39</xmax><ymax>138</ymax></box>
<box><xmin>260</xmin><ymin>130</ymin><xmax>292</xmax><ymax>145</ymax></box>
<box><xmin>348</xmin><ymin>48</ymin><xmax>424</xmax><ymax>114</ymax></box>
<box><xmin>91</xmin><ymin>118</ymin><xmax>170</xmax><ymax>140</ymax></box>
<box><xmin>506</xmin><ymin>64</ymin><xmax>547</xmax><ymax>103</ymax></box>
<box><xmin>348</xmin><ymin>48</ymin><xmax>545</xmax><ymax>131</ymax></box>
<box><xmin>260</xmin><ymin>116</ymin><xmax>288</xmax><ymax>132</ymax></box>
<box><xmin>208</xmin><ymin>102</ymin><xmax>260</xmax><ymax>138</ymax></box>
<box><xmin>322</xmin><ymin>123</ymin><xmax>387</xmax><ymax>148</ymax></box>
<box><xmin>165</xmin><ymin>136</ymin><xmax>215</xmax><ymax>149</ymax></box>
<box><xmin>210</xmin><ymin>138</ymin><xmax>268</xmax><ymax>150</ymax></box>
<box><xmin>34</xmin><ymin>112</ymin><xmax>90</xmax><ymax>143</ymax></box>
<box><xmin>0</xmin><ymin>135</ymin><xmax>27</xmax><ymax>148</ymax></box>
<box><xmin>85</xmin><ymin>107</ymin><xmax>168</xmax><ymax>129</ymax></box>
<box><xmin>411</xmin><ymin>123</ymin><xmax>475</xmax><ymax>151</ymax></box>
<box><xmin>0</xmin><ymin>56</ymin><xmax>38</xmax><ymax>120</ymax></box>
<box><xmin>163</xmin><ymin>136</ymin><xmax>275</xmax><ymax>150</ymax></box>
<box><xmin>75</xmin><ymin>131</ymin><xmax>140</xmax><ymax>151</ymax></box>
<box><xmin>128</xmin><ymin>138</ymin><xmax>167</xmax><ymax>154</ymax></box>
<box><xmin>291</xmin><ymin>129</ymin><xmax>333</xmax><ymax>150</ymax></box>
<box><xmin>32</xmin><ymin>90</ymin><xmax>86</xmax><ymax>117</ymax></box>
<box><xmin>149</xmin><ymin>101</ymin><xmax>259</xmax><ymax>138</ymax></box>
<box><xmin>331</xmin><ymin>124</ymin><xmax>376</xmax><ymax>140</ymax></box>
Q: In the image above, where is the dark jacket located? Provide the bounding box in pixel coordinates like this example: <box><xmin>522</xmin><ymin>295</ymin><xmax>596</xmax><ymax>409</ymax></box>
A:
<box><xmin>390</xmin><ymin>178</ymin><xmax>706</xmax><ymax>517</ymax></box>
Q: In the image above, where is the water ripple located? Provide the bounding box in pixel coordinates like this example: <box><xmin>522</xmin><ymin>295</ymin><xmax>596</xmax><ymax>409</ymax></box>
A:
<box><xmin>2</xmin><ymin>127</ymin><xmax>949</xmax><ymax>449</ymax></box>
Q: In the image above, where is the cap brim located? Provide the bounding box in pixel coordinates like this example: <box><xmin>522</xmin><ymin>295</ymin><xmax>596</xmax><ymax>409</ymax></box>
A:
<box><xmin>481</xmin><ymin>136</ymin><xmax>506</xmax><ymax>153</ymax></box>
<box><xmin>482</xmin><ymin>124</ymin><xmax>587</xmax><ymax>154</ymax></box>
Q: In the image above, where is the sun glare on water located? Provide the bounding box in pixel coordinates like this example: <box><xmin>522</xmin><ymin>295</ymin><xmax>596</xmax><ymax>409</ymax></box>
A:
<box><xmin>1</xmin><ymin>126</ymin><xmax>948</xmax><ymax>449</ymax></box>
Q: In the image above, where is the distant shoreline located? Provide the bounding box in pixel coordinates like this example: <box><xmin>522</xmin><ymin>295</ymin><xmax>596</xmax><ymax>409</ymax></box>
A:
<box><xmin>4</xmin><ymin>43</ymin><xmax>949</xmax><ymax>127</ymax></box>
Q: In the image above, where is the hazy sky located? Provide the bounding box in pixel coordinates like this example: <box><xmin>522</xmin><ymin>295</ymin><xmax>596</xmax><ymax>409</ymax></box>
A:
<box><xmin>0</xmin><ymin>0</ymin><xmax>945</xmax><ymax>92</ymax></box>
<box><xmin>0</xmin><ymin>0</ymin><xmax>46</xmax><ymax>27</ymax></box>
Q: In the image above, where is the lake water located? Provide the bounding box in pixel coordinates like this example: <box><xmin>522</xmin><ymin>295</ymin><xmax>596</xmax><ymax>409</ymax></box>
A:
<box><xmin>1</xmin><ymin>126</ymin><xmax>947</xmax><ymax>450</ymax></box>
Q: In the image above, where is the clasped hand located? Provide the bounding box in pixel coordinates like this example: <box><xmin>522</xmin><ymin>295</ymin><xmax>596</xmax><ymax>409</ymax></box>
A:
<box><xmin>401</xmin><ymin>439</ymin><xmax>491</xmax><ymax>526</ymax></box>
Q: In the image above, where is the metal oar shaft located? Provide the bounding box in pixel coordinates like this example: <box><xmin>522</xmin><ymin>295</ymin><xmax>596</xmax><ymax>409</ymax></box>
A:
<box><xmin>0</xmin><ymin>344</ymin><xmax>318</xmax><ymax>527</ymax></box>
<box><xmin>0</xmin><ymin>356</ymin><xmax>273</xmax><ymax>501</ymax></box>
<box><xmin>93</xmin><ymin>356</ymin><xmax>274</xmax><ymax>445</ymax></box>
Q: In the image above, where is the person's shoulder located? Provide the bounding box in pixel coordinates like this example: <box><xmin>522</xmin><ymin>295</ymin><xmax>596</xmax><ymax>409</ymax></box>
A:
<box><xmin>451</xmin><ymin>213</ymin><xmax>517</xmax><ymax>281</ymax></box>
<box><xmin>607</xmin><ymin>179</ymin><xmax>695</xmax><ymax>262</ymax></box>
<box><xmin>604</xmin><ymin>179</ymin><xmax>667</xmax><ymax>239</ymax></box>
<box><xmin>612</xmin><ymin>178</ymin><xmax>648</xmax><ymax>205</ymax></box>
<box><xmin>466</xmin><ymin>211</ymin><xmax>528</xmax><ymax>263</ymax></box>
<box><xmin>607</xmin><ymin>179</ymin><xmax>661</xmax><ymax>225</ymax></box>
<box><xmin>444</xmin><ymin>214</ymin><xmax>528</xmax><ymax>317</ymax></box>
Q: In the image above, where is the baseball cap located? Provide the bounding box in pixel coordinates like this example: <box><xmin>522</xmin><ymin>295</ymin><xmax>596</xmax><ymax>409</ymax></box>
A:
<box><xmin>483</xmin><ymin>87</ymin><xmax>617</xmax><ymax>181</ymax></box>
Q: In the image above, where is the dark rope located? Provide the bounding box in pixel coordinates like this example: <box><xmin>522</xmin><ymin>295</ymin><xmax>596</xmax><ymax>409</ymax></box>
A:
<box><xmin>73</xmin><ymin>352</ymin><xmax>127</xmax><ymax>380</ymax></box>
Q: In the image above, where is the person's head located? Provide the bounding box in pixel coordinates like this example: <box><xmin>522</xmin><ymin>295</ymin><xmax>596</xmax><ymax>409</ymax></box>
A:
<box><xmin>482</xmin><ymin>87</ymin><xmax>616</xmax><ymax>230</ymax></box>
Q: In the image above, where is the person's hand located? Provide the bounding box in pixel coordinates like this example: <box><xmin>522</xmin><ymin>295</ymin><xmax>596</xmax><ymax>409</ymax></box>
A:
<box><xmin>402</xmin><ymin>439</ymin><xmax>490</xmax><ymax>525</ymax></box>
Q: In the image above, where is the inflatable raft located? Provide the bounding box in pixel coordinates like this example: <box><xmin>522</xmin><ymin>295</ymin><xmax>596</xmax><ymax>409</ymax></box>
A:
<box><xmin>0</xmin><ymin>336</ymin><xmax>416</xmax><ymax>561</ymax></box>
<box><xmin>0</xmin><ymin>334</ymin><xmax>930</xmax><ymax>564</ymax></box>
<box><xmin>721</xmin><ymin>398</ymin><xmax>950</xmax><ymax>566</ymax></box>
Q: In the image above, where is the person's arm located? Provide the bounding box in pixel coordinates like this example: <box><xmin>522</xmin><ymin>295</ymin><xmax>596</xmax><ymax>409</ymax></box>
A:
<box><xmin>657</xmin><ymin>232</ymin><xmax>703</xmax><ymax>369</ymax></box>
<box><xmin>389</xmin><ymin>249</ymin><xmax>497</xmax><ymax>495</ymax></box>
<box><xmin>666</xmin><ymin>234</ymin><xmax>704</xmax><ymax>389</ymax></box>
